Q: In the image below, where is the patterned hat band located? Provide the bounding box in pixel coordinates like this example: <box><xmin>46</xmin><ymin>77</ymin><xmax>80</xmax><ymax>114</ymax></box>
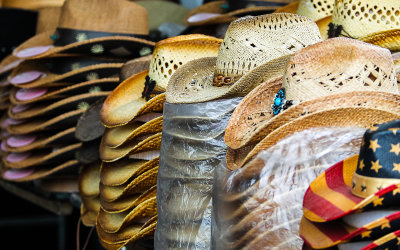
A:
<box><xmin>51</xmin><ymin>28</ymin><xmax>150</xmax><ymax>47</ymax></box>
<box><xmin>352</xmin><ymin>173</ymin><xmax>400</xmax><ymax>198</ymax></box>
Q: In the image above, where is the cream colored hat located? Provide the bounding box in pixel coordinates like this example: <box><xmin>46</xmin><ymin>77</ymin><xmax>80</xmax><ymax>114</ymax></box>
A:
<box><xmin>330</xmin><ymin>0</ymin><xmax>400</xmax><ymax>39</ymax></box>
<box><xmin>101</xmin><ymin>34</ymin><xmax>222</xmax><ymax>128</ymax></box>
<box><xmin>166</xmin><ymin>13</ymin><xmax>322</xmax><ymax>104</ymax></box>
<box><xmin>296</xmin><ymin>0</ymin><xmax>334</xmax><ymax>21</ymax></box>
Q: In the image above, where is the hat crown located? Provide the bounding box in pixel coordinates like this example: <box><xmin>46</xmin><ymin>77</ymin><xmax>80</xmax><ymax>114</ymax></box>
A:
<box><xmin>283</xmin><ymin>38</ymin><xmax>398</xmax><ymax>103</ymax></box>
<box><xmin>58</xmin><ymin>0</ymin><xmax>149</xmax><ymax>35</ymax></box>
<box><xmin>352</xmin><ymin>120</ymin><xmax>400</xmax><ymax>198</ymax></box>
<box><xmin>214</xmin><ymin>13</ymin><xmax>321</xmax><ymax>82</ymax></box>
<box><xmin>36</xmin><ymin>7</ymin><xmax>62</xmax><ymax>34</ymax></box>
<box><xmin>332</xmin><ymin>0</ymin><xmax>400</xmax><ymax>38</ymax></box>
<box><xmin>148</xmin><ymin>35</ymin><xmax>222</xmax><ymax>90</ymax></box>
<box><xmin>297</xmin><ymin>0</ymin><xmax>334</xmax><ymax>21</ymax></box>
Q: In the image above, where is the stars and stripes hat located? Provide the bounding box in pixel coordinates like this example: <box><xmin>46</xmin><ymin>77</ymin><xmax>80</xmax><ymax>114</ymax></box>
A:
<box><xmin>303</xmin><ymin>119</ymin><xmax>400</xmax><ymax>223</ymax></box>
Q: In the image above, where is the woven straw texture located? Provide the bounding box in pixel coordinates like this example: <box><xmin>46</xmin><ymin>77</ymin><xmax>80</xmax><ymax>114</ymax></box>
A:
<box><xmin>297</xmin><ymin>0</ymin><xmax>334</xmax><ymax>21</ymax></box>
<box><xmin>331</xmin><ymin>0</ymin><xmax>400</xmax><ymax>38</ymax></box>
<box><xmin>284</xmin><ymin>38</ymin><xmax>397</xmax><ymax>102</ymax></box>
<box><xmin>148</xmin><ymin>35</ymin><xmax>222</xmax><ymax>90</ymax></box>
<box><xmin>227</xmin><ymin>107</ymin><xmax>400</xmax><ymax>170</ymax></box>
<box><xmin>360</xmin><ymin>29</ymin><xmax>400</xmax><ymax>52</ymax></box>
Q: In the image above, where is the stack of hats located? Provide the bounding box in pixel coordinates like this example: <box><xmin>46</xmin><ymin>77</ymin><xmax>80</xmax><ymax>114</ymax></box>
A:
<box><xmin>160</xmin><ymin>13</ymin><xmax>321</xmax><ymax>249</ymax></box>
<box><xmin>213</xmin><ymin>126</ymin><xmax>365</xmax><ymax>249</ymax></box>
<box><xmin>0</xmin><ymin>0</ymin><xmax>155</xmax><ymax>184</ymax></box>
<box><xmin>300</xmin><ymin>120</ymin><xmax>400</xmax><ymax>250</ymax></box>
<box><xmin>95</xmin><ymin>34</ymin><xmax>222</xmax><ymax>249</ymax></box>
<box><xmin>79</xmin><ymin>161</ymin><xmax>101</xmax><ymax>227</ymax></box>
<box><xmin>214</xmin><ymin>36</ymin><xmax>400</xmax><ymax>248</ymax></box>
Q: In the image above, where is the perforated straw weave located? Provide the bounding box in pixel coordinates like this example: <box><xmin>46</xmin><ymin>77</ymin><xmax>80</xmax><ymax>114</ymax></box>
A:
<box><xmin>296</xmin><ymin>0</ymin><xmax>334</xmax><ymax>21</ymax></box>
<box><xmin>331</xmin><ymin>0</ymin><xmax>400</xmax><ymax>38</ymax></box>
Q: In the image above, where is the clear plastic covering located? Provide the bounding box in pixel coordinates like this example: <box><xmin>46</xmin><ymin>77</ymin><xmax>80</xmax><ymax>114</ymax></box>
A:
<box><xmin>155</xmin><ymin>98</ymin><xmax>242</xmax><ymax>250</ymax></box>
<box><xmin>212</xmin><ymin>127</ymin><xmax>366</xmax><ymax>250</ymax></box>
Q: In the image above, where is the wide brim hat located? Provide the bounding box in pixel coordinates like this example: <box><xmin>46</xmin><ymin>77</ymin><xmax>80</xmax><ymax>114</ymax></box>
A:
<box><xmin>303</xmin><ymin>155</ymin><xmax>400</xmax><ymax>223</ymax></box>
<box><xmin>79</xmin><ymin>161</ymin><xmax>101</xmax><ymax>198</ymax></box>
<box><xmin>8</xmin><ymin>57</ymin><xmax>123</xmax><ymax>88</ymax></box>
<box><xmin>101</xmin><ymin>71</ymin><xmax>165</xmax><ymax>128</ymax></box>
<box><xmin>341</xmin><ymin>229</ymin><xmax>400</xmax><ymax>250</ymax></box>
<box><xmin>100</xmin><ymin>132</ymin><xmax>162</xmax><ymax>162</ymax></box>
<box><xmin>300</xmin><ymin>210</ymin><xmax>400</xmax><ymax>249</ymax></box>
<box><xmin>1</xmin><ymin>159</ymin><xmax>80</xmax><ymax>182</ymax></box>
<box><xmin>100</xmin><ymin>185</ymin><xmax>157</xmax><ymax>213</ymax></box>
<box><xmin>2</xmin><ymin>142</ymin><xmax>81</xmax><ymax>168</ymax></box>
<box><xmin>226</xmin><ymin>107</ymin><xmax>400</xmax><ymax>170</ymax></box>
<box><xmin>184</xmin><ymin>0</ymin><xmax>287</xmax><ymax>26</ymax></box>
<box><xmin>99</xmin><ymin>167</ymin><xmax>158</xmax><ymax>202</ymax></box>
<box><xmin>8</xmin><ymin>91</ymin><xmax>110</xmax><ymax>119</ymax></box>
<box><xmin>6</xmin><ymin>109</ymin><xmax>85</xmax><ymax>134</ymax></box>
<box><xmin>9</xmin><ymin>77</ymin><xmax>118</xmax><ymax>105</ymax></box>
<box><xmin>97</xmin><ymin>215</ymin><xmax>157</xmax><ymax>249</ymax></box>
<box><xmin>0</xmin><ymin>55</ymin><xmax>24</xmax><ymax>78</ymax></box>
<box><xmin>225</xmin><ymin>89</ymin><xmax>400</xmax><ymax>151</ymax></box>
<box><xmin>166</xmin><ymin>55</ymin><xmax>290</xmax><ymax>104</ymax></box>
<box><xmin>100</xmin><ymin>157</ymin><xmax>159</xmax><ymax>187</ymax></box>
<box><xmin>81</xmin><ymin>197</ymin><xmax>100</xmax><ymax>227</ymax></box>
<box><xmin>97</xmin><ymin>196</ymin><xmax>157</xmax><ymax>234</ymax></box>
<box><xmin>102</xmin><ymin>116</ymin><xmax>163</xmax><ymax>148</ymax></box>
<box><xmin>4</xmin><ymin>126</ymin><xmax>76</xmax><ymax>152</ymax></box>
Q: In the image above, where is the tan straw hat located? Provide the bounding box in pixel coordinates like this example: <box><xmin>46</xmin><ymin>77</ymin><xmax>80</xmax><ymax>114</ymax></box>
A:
<box><xmin>101</xmin><ymin>34</ymin><xmax>222</xmax><ymax>128</ymax></box>
<box><xmin>225</xmin><ymin>38</ymin><xmax>398</xmax><ymax>150</ymax></box>
<box><xmin>12</xmin><ymin>0</ymin><xmax>155</xmax><ymax>60</ymax></box>
<box><xmin>8</xmin><ymin>56</ymin><xmax>122</xmax><ymax>88</ymax></box>
<box><xmin>227</xmin><ymin>107</ymin><xmax>400</xmax><ymax>170</ymax></box>
<box><xmin>185</xmin><ymin>0</ymin><xmax>295</xmax><ymax>26</ymax></box>
<box><xmin>274</xmin><ymin>0</ymin><xmax>334</xmax><ymax>21</ymax></box>
<box><xmin>166</xmin><ymin>13</ymin><xmax>322</xmax><ymax>104</ymax></box>
<box><xmin>79</xmin><ymin>161</ymin><xmax>101</xmax><ymax>198</ymax></box>
<box><xmin>327</xmin><ymin>0</ymin><xmax>400</xmax><ymax>49</ymax></box>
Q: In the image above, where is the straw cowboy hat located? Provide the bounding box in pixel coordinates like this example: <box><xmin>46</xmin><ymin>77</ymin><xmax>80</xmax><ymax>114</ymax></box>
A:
<box><xmin>12</xmin><ymin>0</ymin><xmax>155</xmax><ymax>60</ymax></box>
<box><xmin>224</xmin><ymin>38</ymin><xmax>399</xmax><ymax>170</ymax></box>
<box><xmin>166</xmin><ymin>13</ymin><xmax>322</xmax><ymax>104</ymax></box>
<box><xmin>101</xmin><ymin>34</ymin><xmax>222</xmax><ymax>128</ymax></box>
<box><xmin>0</xmin><ymin>6</ymin><xmax>62</xmax><ymax>75</ymax></box>
<box><xmin>300</xmin><ymin>120</ymin><xmax>400</xmax><ymax>248</ymax></box>
<box><xmin>79</xmin><ymin>161</ymin><xmax>100</xmax><ymax>198</ymax></box>
<box><xmin>8</xmin><ymin>56</ymin><xmax>123</xmax><ymax>88</ymax></box>
<box><xmin>185</xmin><ymin>0</ymin><xmax>295</xmax><ymax>26</ymax></box>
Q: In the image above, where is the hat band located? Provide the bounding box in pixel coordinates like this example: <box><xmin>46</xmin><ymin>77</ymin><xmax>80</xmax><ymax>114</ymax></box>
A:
<box><xmin>142</xmin><ymin>75</ymin><xmax>165</xmax><ymax>101</ymax></box>
<box><xmin>352</xmin><ymin>172</ymin><xmax>400</xmax><ymax>198</ymax></box>
<box><xmin>52</xmin><ymin>28</ymin><xmax>150</xmax><ymax>47</ymax></box>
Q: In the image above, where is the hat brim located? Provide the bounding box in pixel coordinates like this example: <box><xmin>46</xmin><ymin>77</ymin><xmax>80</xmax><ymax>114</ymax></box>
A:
<box><xmin>99</xmin><ymin>167</ymin><xmax>158</xmax><ymax>202</ymax></box>
<box><xmin>360</xmin><ymin>229</ymin><xmax>400</xmax><ymax>249</ymax></box>
<box><xmin>6</xmin><ymin>109</ymin><xmax>85</xmax><ymax>134</ymax></box>
<box><xmin>79</xmin><ymin>161</ymin><xmax>101</xmax><ymax>198</ymax></box>
<box><xmin>166</xmin><ymin>55</ymin><xmax>290</xmax><ymax>104</ymax></box>
<box><xmin>100</xmin><ymin>157</ymin><xmax>159</xmax><ymax>186</ymax></box>
<box><xmin>101</xmin><ymin>70</ymin><xmax>165</xmax><ymax>128</ymax></box>
<box><xmin>8</xmin><ymin>91</ymin><xmax>110</xmax><ymax>119</ymax></box>
<box><xmin>0</xmin><ymin>54</ymin><xmax>24</xmax><ymax>77</ymax></box>
<box><xmin>1</xmin><ymin>159</ymin><xmax>80</xmax><ymax>182</ymax></box>
<box><xmin>12</xmin><ymin>31</ymin><xmax>155</xmax><ymax>60</ymax></box>
<box><xmin>8</xmin><ymin>59</ymin><xmax>123</xmax><ymax>88</ymax></box>
<box><xmin>300</xmin><ymin>211</ymin><xmax>400</xmax><ymax>249</ymax></box>
<box><xmin>360</xmin><ymin>29</ymin><xmax>400</xmax><ymax>52</ymax></box>
<box><xmin>3</xmin><ymin>142</ymin><xmax>81</xmax><ymax>168</ymax></box>
<box><xmin>97</xmin><ymin>197</ymin><xmax>157</xmax><ymax>234</ymax></box>
<box><xmin>226</xmin><ymin>101</ymin><xmax>400</xmax><ymax>170</ymax></box>
<box><xmin>100</xmin><ymin>185</ymin><xmax>156</xmax><ymax>213</ymax></box>
<box><xmin>303</xmin><ymin>154</ymin><xmax>400</xmax><ymax>223</ymax></box>
<box><xmin>4</xmin><ymin>126</ymin><xmax>76</xmax><ymax>152</ymax></box>
<box><xmin>103</xmin><ymin>116</ymin><xmax>163</xmax><ymax>148</ymax></box>
<box><xmin>75</xmin><ymin>98</ymin><xmax>107</xmax><ymax>142</ymax></box>
<box><xmin>100</xmin><ymin>132</ymin><xmax>162</xmax><ymax>162</ymax></box>
<box><xmin>81</xmin><ymin>202</ymin><xmax>98</xmax><ymax>227</ymax></box>
<box><xmin>226</xmin><ymin>89</ymin><xmax>400</xmax><ymax>150</ymax></box>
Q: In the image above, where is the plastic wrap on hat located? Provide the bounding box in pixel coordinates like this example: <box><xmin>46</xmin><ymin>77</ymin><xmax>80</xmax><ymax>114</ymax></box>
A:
<box><xmin>155</xmin><ymin>97</ymin><xmax>242</xmax><ymax>250</ymax></box>
<box><xmin>212</xmin><ymin>127</ymin><xmax>366</xmax><ymax>249</ymax></box>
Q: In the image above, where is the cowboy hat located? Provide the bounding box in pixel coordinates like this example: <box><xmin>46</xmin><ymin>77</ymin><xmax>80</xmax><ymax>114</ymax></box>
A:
<box><xmin>224</xmin><ymin>37</ymin><xmax>399</xmax><ymax>168</ymax></box>
<box><xmin>12</xmin><ymin>0</ymin><xmax>155</xmax><ymax>60</ymax></box>
<box><xmin>166</xmin><ymin>13</ymin><xmax>322</xmax><ymax>104</ymax></box>
<box><xmin>101</xmin><ymin>34</ymin><xmax>222</xmax><ymax>128</ymax></box>
<box><xmin>274</xmin><ymin>0</ymin><xmax>334</xmax><ymax>21</ymax></box>
<box><xmin>303</xmin><ymin>120</ymin><xmax>400</xmax><ymax>223</ymax></box>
